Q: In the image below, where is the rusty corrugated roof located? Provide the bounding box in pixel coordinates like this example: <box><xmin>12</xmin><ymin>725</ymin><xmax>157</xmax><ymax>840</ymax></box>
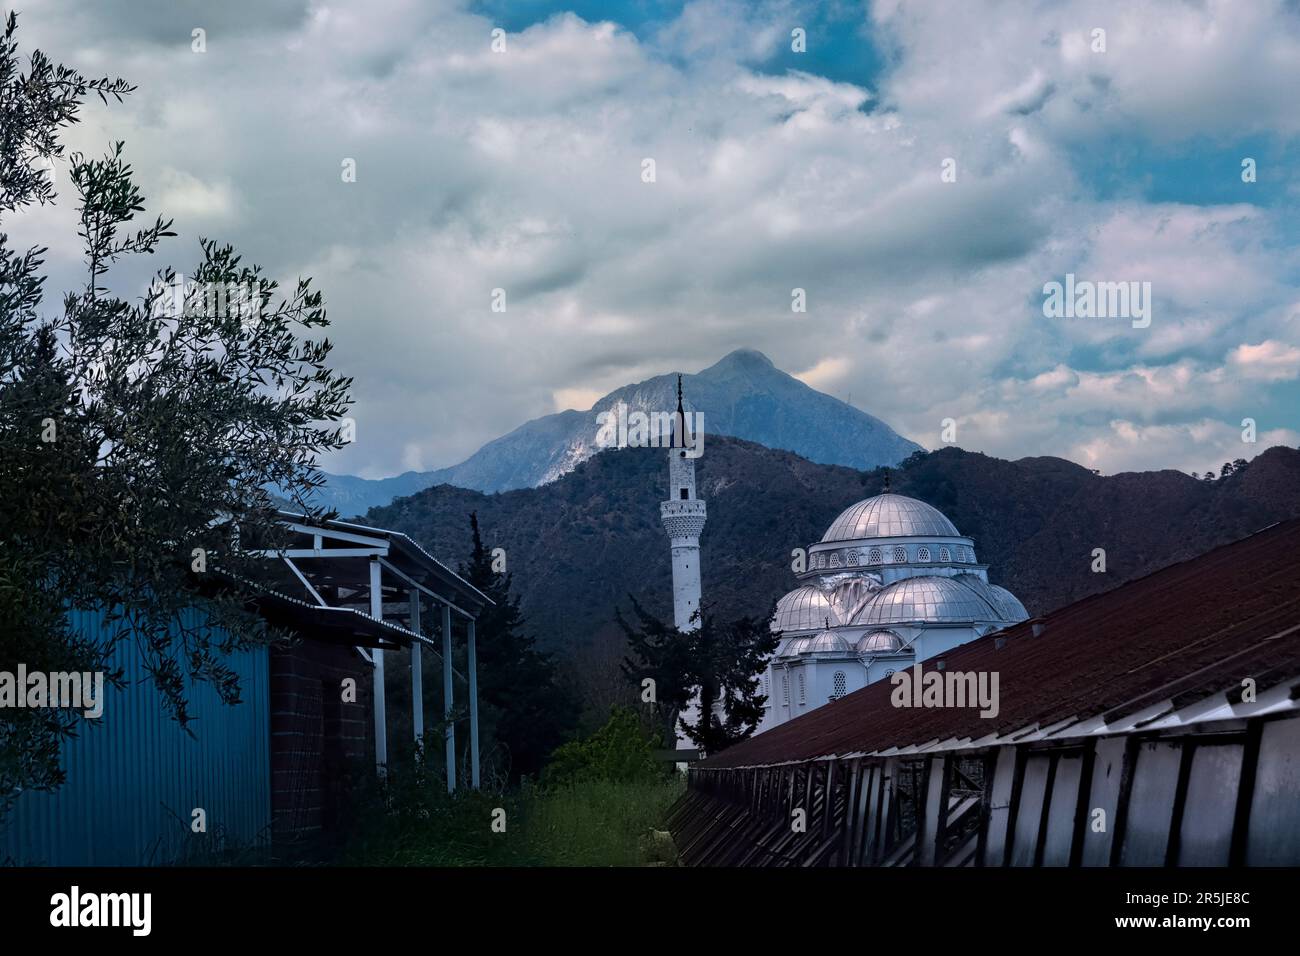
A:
<box><xmin>702</xmin><ymin>518</ymin><xmax>1300</xmax><ymax>769</ymax></box>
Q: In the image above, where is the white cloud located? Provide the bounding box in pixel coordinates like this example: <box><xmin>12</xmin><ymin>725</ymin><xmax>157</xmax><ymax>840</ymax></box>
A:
<box><xmin>156</xmin><ymin>169</ymin><xmax>238</xmax><ymax>223</ymax></box>
<box><xmin>793</xmin><ymin>355</ymin><xmax>850</xmax><ymax>392</ymax></box>
<box><xmin>11</xmin><ymin>0</ymin><xmax>1299</xmax><ymax>480</ymax></box>
<box><xmin>552</xmin><ymin>386</ymin><xmax>603</xmax><ymax>412</ymax></box>
<box><xmin>1229</xmin><ymin>341</ymin><xmax>1300</xmax><ymax>382</ymax></box>
<box><xmin>1069</xmin><ymin>419</ymin><xmax>1300</xmax><ymax>475</ymax></box>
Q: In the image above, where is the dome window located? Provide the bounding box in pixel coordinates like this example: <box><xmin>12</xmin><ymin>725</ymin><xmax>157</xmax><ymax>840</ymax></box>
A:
<box><xmin>830</xmin><ymin>553</ymin><xmax>841</xmax><ymax>568</ymax></box>
<box><xmin>939</xmin><ymin>547</ymin><xmax>951</xmax><ymax>562</ymax></box>
<box><xmin>893</xmin><ymin>545</ymin><xmax>907</xmax><ymax>563</ymax></box>
<box><xmin>918</xmin><ymin>546</ymin><xmax>931</xmax><ymax>562</ymax></box>
<box><xmin>868</xmin><ymin>547</ymin><xmax>882</xmax><ymax>565</ymax></box>
<box><xmin>831</xmin><ymin>671</ymin><xmax>847</xmax><ymax>700</ymax></box>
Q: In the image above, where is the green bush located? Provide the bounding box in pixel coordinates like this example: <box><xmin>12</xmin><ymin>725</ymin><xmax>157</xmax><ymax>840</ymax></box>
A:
<box><xmin>542</xmin><ymin>707</ymin><xmax>660</xmax><ymax>786</ymax></box>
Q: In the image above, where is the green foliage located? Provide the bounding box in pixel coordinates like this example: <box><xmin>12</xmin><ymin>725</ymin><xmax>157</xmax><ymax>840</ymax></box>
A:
<box><xmin>619</xmin><ymin>599</ymin><xmax>779</xmax><ymax>755</ymax></box>
<box><xmin>542</xmin><ymin>707</ymin><xmax>660</xmax><ymax>786</ymax></box>
<box><xmin>0</xmin><ymin>13</ymin><xmax>352</xmax><ymax>810</ymax></box>
<box><xmin>458</xmin><ymin>512</ymin><xmax>576</xmax><ymax>779</ymax></box>
<box><xmin>614</xmin><ymin>599</ymin><xmax>693</xmax><ymax>747</ymax></box>
<box><xmin>343</xmin><ymin>771</ymin><xmax>684</xmax><ymax>867</ymax></box>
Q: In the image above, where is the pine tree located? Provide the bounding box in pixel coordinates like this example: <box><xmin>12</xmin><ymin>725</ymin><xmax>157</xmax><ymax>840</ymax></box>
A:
<box><xmin>619</xmin><ymin>599</ymin><xmax>779</xmax><ymax>756</ymax></box>
<box><xmin>458</xmin><ymin>512</ymin><xmax>575</xmax><ymax>779</ymax></box>
<box><xmin>616</xmin><ymin>598</ymin><xmax>695</xmax><ymax>749</ymax></box>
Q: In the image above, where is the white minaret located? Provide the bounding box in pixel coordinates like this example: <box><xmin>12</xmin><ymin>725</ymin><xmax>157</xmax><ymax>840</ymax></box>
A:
<box><xmin>660</xmin><ymin>375</ymin><xmax>706</xmax><ymax>633</ymax></box>
<box><xmin>661</xmin><ymin>377</ymin><xmax>706</xmax><ymax>762</ymax></box>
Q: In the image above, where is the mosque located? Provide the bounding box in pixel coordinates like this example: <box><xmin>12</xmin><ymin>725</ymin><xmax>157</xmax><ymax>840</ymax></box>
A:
<box><xmin>657</xmin><ymin>380</ymin><xmax>1029</xmax><ymax>741</ymax></box>
<box><xmin>757</xmin><ymin>487</ymin><xmax>1029</xmax><ymax>731</ymax></box>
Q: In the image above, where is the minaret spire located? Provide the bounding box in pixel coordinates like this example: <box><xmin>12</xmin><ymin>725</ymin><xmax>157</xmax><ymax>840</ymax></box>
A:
<box><xmin>673</xmin><ymin>374</ymin><xmax>690</xmax><ymax>448</ymax></box>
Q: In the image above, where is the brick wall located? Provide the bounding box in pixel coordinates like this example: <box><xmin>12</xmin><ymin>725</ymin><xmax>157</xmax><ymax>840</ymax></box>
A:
<box><xmin>269</xmin><ymin>639</ymin><xmax>374</xmax><ymax>855</ymax></box>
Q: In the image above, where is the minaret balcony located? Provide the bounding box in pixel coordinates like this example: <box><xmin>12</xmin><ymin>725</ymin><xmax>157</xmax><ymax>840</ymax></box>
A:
<box><xmin>661</xmin><ymin>500</ymin><xmax>707</xmax><ymax>540</ymax></box>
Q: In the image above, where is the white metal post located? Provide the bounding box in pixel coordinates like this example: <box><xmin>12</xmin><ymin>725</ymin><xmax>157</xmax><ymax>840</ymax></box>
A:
<box><xmin>442</xmin><ymin>603</ymin><xmax>456</xmax><ymax>793</ymax></box>
<box><xmin>409</xmin><ymin>590</ymin><xmax>423</xmax><ymax>746</ymax></box>
<box><xmin>467</xmin><ymin>618</ymin><xmax>480</xmax><ymax>789</ymax></box>
<box><xmin>370</xmin><ymin>558</ymin><xmax>387</xmax><ymax>775</ymax></box>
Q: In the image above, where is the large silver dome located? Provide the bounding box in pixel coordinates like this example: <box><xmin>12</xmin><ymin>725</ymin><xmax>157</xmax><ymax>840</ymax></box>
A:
<box><xmin>851</xmin><ymin>576</ymin><xmax>1000</xmax><ymax>626</ymax></box>
<box><xmin>771</xmin><ymin>585</ymin><xmax>835</xmax><ymax>633</ymax></box>
<box><xmin>822</xmin><ymin>493</ymin><xmax>960</xmax><ymax>542</ymax></box>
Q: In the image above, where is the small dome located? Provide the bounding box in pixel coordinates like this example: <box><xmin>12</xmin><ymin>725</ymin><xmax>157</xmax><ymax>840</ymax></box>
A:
<box><xmin>989</xmin><ymin>584</ymin><xmax>1029</xmax><ymax>622</ymax></box>
<box><xmin>822</xmin><ymin>493</ymin><xmax>960</xmax><ymax>542</ymax></box>
<box><xmin>852</xmin><ymin>576</ymin><xmax>1001</xmax><ymax>626</ymax></box>
<box><xmin>955</xmin><ymin>574</ymin><xmax>1029</xmax><ymax>623</ymax></box>
<box><xmin>771</xmin><ymin>585</ymin><xmax>835</xmax><ymax>633</ymax></box>
<box><xmin>856</xmin><ymin>629</ymin><xmax>905</xmax><ymax>654</ymax></box>
<box><xmin>798</xmin><ymin>630</ymin><xmax>853</xmax><ymax>655</ymax></box>
<box><xmin>775</xmin><ymin>636</ymin><xmax>804</xmax><ymax>657</ymax></box>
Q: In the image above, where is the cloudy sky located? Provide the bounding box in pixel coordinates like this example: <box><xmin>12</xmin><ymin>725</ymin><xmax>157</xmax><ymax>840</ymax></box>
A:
<box><xmin>14</xmin><ymin>0</ymin><xmax>1300</xmax><ymax>477</ymax></box>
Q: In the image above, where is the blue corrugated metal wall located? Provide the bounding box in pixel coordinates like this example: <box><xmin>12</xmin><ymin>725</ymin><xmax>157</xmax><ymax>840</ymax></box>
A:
<box><xmin>1</xmin><ymin>607</ymin><xmax>271</xmax><ymax>865</ymax></box>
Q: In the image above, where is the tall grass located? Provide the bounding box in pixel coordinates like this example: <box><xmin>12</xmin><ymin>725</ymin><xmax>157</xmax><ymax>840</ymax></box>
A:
<box><xmin>523</xmin><ymin>777</ymin><xmax>684</xmax><ymax>867</ymax></box>
<box><xmin>342</xmin><ymin>776</ymin><xmax>685</xmax><ymax>867</ymax></box>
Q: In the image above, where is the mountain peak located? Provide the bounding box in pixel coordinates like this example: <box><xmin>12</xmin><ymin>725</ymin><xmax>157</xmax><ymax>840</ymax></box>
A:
<box><xmin>707</xmin><ymin>348</ymin><xmax>776</xmax><ymax>372</ymax></box>
<box><xmin>317</xmin><ymin>349</ymin><xmax>922</xmax><ymax>511</ymax></box>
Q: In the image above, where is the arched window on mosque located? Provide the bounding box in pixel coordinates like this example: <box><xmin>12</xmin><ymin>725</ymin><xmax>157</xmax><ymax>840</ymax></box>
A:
<box><xmin>831</xmin><ymin>671</ymin><xmax>847</xmax><ymax>701</ymax></box>
<box><xmin>918</xmin><ymin>546</ymin><xmax>931</xmax><ymax>562</ymax></box>
<box><xmin>798</xmin><ymin>671</ymin><xmax>806</xmax><ymax>706</ymax></box>
<box><xmin>868</xmin><ymin>547</ymin><xmax>882</xmax><ymax>565</ymax></box>
<box><xmin>830</xmin><ymin>553</ymin><xmax>841</xmax><ymax>568</ymax></box>
<box><xmin>939</xmin><ymin>547</ymin><xmax>952</xmax><ymax>562</ymax></box>
<box><xmin>893</xmin><ymin>545</ymin><xmax>907</xmax><ymax>563</ymax></box>
<box><xmin>782</xmin><ymin>673</ymin><xmax>790</xmax><ymax>706</ymax></box>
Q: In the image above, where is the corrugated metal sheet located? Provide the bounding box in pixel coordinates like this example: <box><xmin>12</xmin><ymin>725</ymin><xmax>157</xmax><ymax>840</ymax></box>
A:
<box><xmin>702</xmin><ymin>517</ymin><xmax>1300</xmax><ymax>770</ymax></box>
<box><xmin>1</xmin><ymin>607</ymin><xmax>271</xmax><ymax>865</ymax></box>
